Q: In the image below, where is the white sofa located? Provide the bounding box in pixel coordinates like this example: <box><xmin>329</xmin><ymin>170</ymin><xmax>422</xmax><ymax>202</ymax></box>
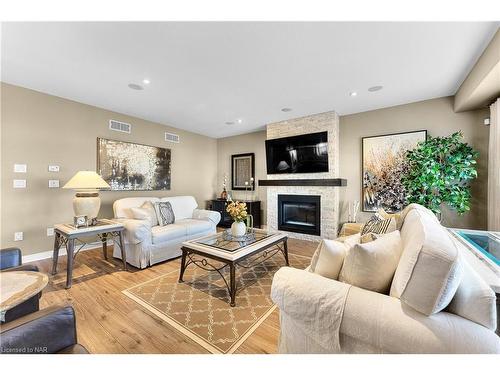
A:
<box><xmin>271</xmin><ymin>205</ymin><xmax>500</xmax><ymax>354</ymax></box>
<box><xmin>112</xmin><ymin>196</ymin><xmax>221</xmax><ymax>269</ymax></box>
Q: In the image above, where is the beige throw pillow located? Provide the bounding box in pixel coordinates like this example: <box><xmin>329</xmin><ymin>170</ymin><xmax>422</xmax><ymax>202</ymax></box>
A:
<box><xmin>360</xmin><ymin>232</ymin><xmax>380</xmax><ymax>243</ymax></box>
<box><xmin>130</xmin><ymin>201</ymin><xmax>158</xmax><ymax>227</ymax></box>
<box><xmin>446</xmin><ymin>262</ymin><xmax>497</xmax><ymax>330</ymax></box>
<box><xmin>390</xmin><ymin>209</ymin><xmax>463</xmax><ymax>316</ymax></box>
<box><xmin>335</xmin><ymin>232</ymin><xmax>361</xmax><ymax>244</ymax></box>
<box><xmin>339</xmin><ymin>230</ymin><xmax>403</xmax><ymax>293</ymax></box>
<box><xmin>309</xmin><ymin>239</ymin><xmax>350</xmax><ymax>280</ymax></box>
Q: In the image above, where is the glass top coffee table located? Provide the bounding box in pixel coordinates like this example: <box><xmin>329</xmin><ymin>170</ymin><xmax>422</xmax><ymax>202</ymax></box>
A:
<box><xmin>179</xmin><ymin>229</ymin><xmax>289</xmax><ymax>306</ymax></box>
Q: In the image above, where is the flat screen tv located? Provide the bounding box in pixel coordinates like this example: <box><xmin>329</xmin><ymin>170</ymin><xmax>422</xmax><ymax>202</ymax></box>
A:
<box><xmin>265</xmin><ymin>131</ymin><xmax>329</xmax><ymax>174</ymax></box>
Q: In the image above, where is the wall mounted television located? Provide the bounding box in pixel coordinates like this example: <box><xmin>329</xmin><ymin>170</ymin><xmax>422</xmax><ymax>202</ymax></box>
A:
<box><xmin>265</xmin><ymin>131</ymin><xmax>329</xmax><ymax>174</ymax></box>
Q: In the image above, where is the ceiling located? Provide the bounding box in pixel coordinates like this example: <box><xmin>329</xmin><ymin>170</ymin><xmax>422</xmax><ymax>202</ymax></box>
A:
<box><xmin>2</xmin><ymin>22</ymin><xmax>498</xmax><ymax>138</ymax></box>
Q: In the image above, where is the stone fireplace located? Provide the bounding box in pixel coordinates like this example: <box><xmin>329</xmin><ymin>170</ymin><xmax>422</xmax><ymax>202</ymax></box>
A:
<box><xmin>264</xmin><ymin>111</ymin><xmax>342</xmax><ymax>241</ymax></box>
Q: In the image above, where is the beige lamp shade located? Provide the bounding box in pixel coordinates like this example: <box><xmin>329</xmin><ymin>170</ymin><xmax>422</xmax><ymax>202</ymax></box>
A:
<box><xmin>63</xmin><ymin>171</ymin><xmax>110</xmax><ymax>220</ymax></box>
<box><xmin>63</xmin><ymin>171</ymin><xmax>110</xmax><ymax>191</ymax></box>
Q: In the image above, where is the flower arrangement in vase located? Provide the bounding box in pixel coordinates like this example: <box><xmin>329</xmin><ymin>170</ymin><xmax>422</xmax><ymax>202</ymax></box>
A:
<box><xmin>226</xmin><ymin>201</ymin><xmax>248</xmax><ymax>237</ymax></box>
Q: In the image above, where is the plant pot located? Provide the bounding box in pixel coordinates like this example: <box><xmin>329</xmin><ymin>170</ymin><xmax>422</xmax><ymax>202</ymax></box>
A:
<box><xmin>231</xmin><ymin>221</ymin><xmax>246</xmax><ymax>237</ymax></box>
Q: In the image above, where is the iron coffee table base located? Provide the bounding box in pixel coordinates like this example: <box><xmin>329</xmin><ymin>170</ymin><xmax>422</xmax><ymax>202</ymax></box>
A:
<box><xmin>178</xmin><ymin>237</ymin><xmax>288</xmax><ymax>307</ymax></box>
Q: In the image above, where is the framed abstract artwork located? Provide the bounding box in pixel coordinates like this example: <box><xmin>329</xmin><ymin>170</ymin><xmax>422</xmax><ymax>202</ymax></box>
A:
<box><xmin>97</xmin><ymin>138</ymin><xmax>171</xmax><ymax>191</ymax></box>
<box><xmin>231</xmin><ymin>153</ymin><xmax>255</xmax><ymax>190</ymax></box>
<box><xmin>362</xmin><ymin>130</ymin><xmax>427</xmax><ymax>212</ymax></box>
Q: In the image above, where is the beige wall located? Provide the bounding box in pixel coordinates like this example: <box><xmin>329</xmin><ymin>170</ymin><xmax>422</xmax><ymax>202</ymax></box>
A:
<box><xmin>217</xmin><ymin>97</ymin><xmax>489</xmax><ymax>231</ymax></box>
<box><xmin>340</xmin><ymin>96</ymin><xmax>489</xmax><ymax>229</ymax></box>
<box><xmin>216</xmin><ymin>131</ymin><xmax>267</xmax><ymax>224</ymax></box>
<box><xmin>1</xmin><ymin>83</ymin><xmax>218</xmax><ymax>255</ymax></box>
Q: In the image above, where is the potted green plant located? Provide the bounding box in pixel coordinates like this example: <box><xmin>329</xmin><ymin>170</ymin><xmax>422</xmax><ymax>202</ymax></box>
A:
<box><xmin>402</xmin><ymin>131</ymin><xmax>478</xmax><ymax>219</ymax></box>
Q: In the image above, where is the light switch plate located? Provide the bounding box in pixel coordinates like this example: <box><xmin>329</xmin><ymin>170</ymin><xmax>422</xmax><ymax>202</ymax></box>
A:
<box><xmin>48</xmin><ymin>165</ymin><xmax>60</xmax><ymax>172</ymax></box>
<box><xmin>14</xmin><ymin>232</ymin><xmax>23</xmax><ymax>241</ymax></box>
<box><xmin>47</xmin><ymin>227</ymin><xmax>55</xmax><ymax>236</ymax></box>
<box><xmin>13</xmin><ymin>179</ymin><xmax>27</xmax><ymax>188</ymax></box>
<box><xmin>14</xmin><ymin>164</ymin><xmax>27</xmax><ymax>173</ymax></box>
<box><xmin>48</xmin><ymin>179</ymin><xmax>60</xmax><ymax>188</ymax></box>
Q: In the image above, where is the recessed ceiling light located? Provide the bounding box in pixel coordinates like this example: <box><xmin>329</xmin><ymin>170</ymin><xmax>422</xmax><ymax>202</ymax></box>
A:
<box><xmin>237</xmin><ymin>119</ymin><xmax>242</xmax><ymax>124</ymax></box>
<box><xmin>281</xmin><ymin>108</ymin><xmax>292</xmax><ymax>112</ymax></box>
<box><xmin>349</xmin><ymin>92</ymin><xmax>357</xmax><ymax>97</ymax></box>
<box><xmin>368</xmin><ymin>85</ymin><xmax>383</xmax><ymax>92</ymax></box>
<box><xmin>225</xmin><ymin>121</ymin><xmax>234</xmax><ymax>125</ymax></box>
<box><xmin>142</xmin><ymin>78</ymin><xmax>150</xmax><ymax>85</ymax></box>
<box><xmin>128</xmin><ymin>83</ymin><xmax>144</xmax><ymax>90</ymax></box>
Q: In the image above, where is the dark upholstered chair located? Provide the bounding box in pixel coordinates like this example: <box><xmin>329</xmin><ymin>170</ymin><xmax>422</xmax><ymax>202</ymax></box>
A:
<box><xmin>0</xmin><ymin>305</ymin><xmax>89</xmax><ymax>354</ymax></box>
<box><xmin>0</xmin><ymin>247</ymin><xmax>41</xmax><ymax>323</ymax></box>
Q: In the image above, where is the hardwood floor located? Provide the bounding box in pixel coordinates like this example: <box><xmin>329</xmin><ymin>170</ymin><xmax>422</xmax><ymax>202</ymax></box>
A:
<box><xmin>30</xmin><ymin>237</ymin><xmax>317</xmax><ymax>354</ymax></box>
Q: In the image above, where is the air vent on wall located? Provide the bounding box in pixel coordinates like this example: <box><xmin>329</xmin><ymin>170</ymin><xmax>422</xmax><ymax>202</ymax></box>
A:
<box><xmin>109</xmin><ymin>120</ymin><xmax>131</xmax><ymax>134</ymax></box>
<box><xmin>165</xmin><ymin>132</ymin><xmax>180</xmax><ymax>143</ymax></box>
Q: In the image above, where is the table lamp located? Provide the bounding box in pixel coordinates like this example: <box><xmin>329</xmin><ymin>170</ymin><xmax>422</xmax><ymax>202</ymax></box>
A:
<box><xmin>63</xmin><ymin>171</ymin><xmax>110</xmax><ymax>220</ymax></box>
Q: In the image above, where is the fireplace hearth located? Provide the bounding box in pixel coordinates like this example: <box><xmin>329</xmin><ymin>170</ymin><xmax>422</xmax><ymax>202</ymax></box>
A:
<box><xmin>278</xmin><ymin>194</ymin><xmax>321</xmax><ymax>236</ymax></box>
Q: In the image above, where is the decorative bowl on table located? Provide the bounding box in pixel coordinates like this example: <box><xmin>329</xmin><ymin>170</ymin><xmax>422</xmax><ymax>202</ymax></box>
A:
<box><xmin>222</xmin><ymin>229</ymin><xmax>256</xmax><ymax>243</ymax></box>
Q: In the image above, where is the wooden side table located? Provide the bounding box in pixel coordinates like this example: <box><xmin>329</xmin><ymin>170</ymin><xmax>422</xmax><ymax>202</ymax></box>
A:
<box><xmin>51</xmin><ymin>219</ymin><xmax>127</xmax><ymax>289</ymax></box>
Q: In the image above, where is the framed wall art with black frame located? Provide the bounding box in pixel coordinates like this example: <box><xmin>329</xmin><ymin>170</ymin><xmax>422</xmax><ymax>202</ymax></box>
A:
<box><xmin>231</xmin><ymin>153</ymin><xmax>255</xmax><ymax>191</ymax></box>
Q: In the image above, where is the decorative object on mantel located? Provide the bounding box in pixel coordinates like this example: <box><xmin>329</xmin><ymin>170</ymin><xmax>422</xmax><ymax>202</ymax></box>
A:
<box><xmin>63</xmin><ymin>170</ymin><xmax>110</xmax><ymax>221</ymax></box>
<box><xmin>402</xmin><ymin>131</ymin><xmax>478</xmax><ymax>219</ymax></box>
<box><xmin>244</xmin><ymin>177</ymin><xmax>255</xmax><ymax>201</ymax></box>
<box><xmin>347</xmin><ymin>200</ymin><xmax>360</xmax><ymax>223</ymax></box>
<box><xmin>97</xmin><ymin>137</ymin><xmax>171</xmax><ymax>191</ymax></box>
<box><xmin>226</xmin><ymin>201</ymin><xmax>248</xmax><ymax>237</ymax></box>
<box><xmin>231</xmin><ymin>153</ymin><xmax>255</xmax><ymax>190</ymax></box>
<box><xmin>220</xmin><ymin>174</ymin><xmax>228</xmax><ymax>200</ymax></box>
<box><xmin>362</xmin><ymin>130</ymin><xmax>427</xmax><ymax>213</ymax></box>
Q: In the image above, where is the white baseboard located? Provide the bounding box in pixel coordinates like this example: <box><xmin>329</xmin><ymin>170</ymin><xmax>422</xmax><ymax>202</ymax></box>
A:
<box><xmin>22</xmin><ymin>240</ymin><xmax>113</xmax><ymax>264</ymax></box>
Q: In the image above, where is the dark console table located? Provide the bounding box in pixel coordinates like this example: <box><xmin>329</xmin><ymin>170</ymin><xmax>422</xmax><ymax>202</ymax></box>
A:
<box><xmin>209</xmin><ymin>199</ymin><xmax>261</xmax><ymax>229</ymax></box>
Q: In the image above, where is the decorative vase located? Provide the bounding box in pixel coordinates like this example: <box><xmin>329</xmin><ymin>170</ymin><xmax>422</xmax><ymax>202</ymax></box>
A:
<box><xmin>220</xmin><ymin>187</ymin><xmax>227</xmax><ymax>200</ymax></box>
<box><xmin>231</xmin><ymin>221</ymin><xmax>246</xmax><ymax>237</ymax></box>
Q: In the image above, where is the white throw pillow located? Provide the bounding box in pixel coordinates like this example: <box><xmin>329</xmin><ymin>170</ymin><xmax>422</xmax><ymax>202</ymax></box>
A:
<box><xmin>390</xmin><ymin>209</ymin><xmax>463</xmax><ymax>315</ymax></box>
<box><xmin>340</xmin><ymin>233</ymin><xmax>361</xmax><ymax>247</ymax></box>
<box><xmin>446</xmin><ymin>261</ymin><xmax>497</xmax><ymax>330</ymax></box>
<box><xmin>339</xmin><ymin>230</ymin><xmax>403</xmax><ymax>293</ymax></box>
<box><xmin>130</xmin><ymin>200</ymin><xmax>158</xmax><ymax>227</ymax></box>
<box><xmin>309</xmin><ymin>240</ymin><xmax>349</xmax><ymax>280</ymax></box>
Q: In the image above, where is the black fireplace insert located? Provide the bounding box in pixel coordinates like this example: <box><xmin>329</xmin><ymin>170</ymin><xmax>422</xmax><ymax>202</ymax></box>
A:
<box><xmin>277</xmin><ymin>194</ymin><xmax>321</xmax><ymax>236</ymax></box>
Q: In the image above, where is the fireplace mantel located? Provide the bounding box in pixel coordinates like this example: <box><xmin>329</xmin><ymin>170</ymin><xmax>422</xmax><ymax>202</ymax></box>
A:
<box><xmin>259</xmin><ymin>178</ymin><xmax>347</xmax><ymax>187</ymax></box>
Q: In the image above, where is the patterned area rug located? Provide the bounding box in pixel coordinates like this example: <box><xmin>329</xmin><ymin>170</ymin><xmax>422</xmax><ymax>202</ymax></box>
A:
<box><xmin>123</xmin><ymin>252</ymin><xmax>311</xmax><ymax>353</ymax></box>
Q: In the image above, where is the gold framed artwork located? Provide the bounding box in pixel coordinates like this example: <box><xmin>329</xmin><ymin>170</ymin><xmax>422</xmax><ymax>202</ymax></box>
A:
<box><xmin>362</xmin><ymin>130</ymin><xmax>427</xmax><ymax>212</ymax></box>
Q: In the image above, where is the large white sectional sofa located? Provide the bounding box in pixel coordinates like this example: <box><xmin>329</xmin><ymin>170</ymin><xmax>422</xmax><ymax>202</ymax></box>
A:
<box><xmin>271</xmin><ymin>204</ymin><xmax>500</xmax><ymax>354</ymax></box>
<box><xmin>112</xmin><ymin>196</ymin><xmax>221</xmax><ymax>268</ymax></box>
